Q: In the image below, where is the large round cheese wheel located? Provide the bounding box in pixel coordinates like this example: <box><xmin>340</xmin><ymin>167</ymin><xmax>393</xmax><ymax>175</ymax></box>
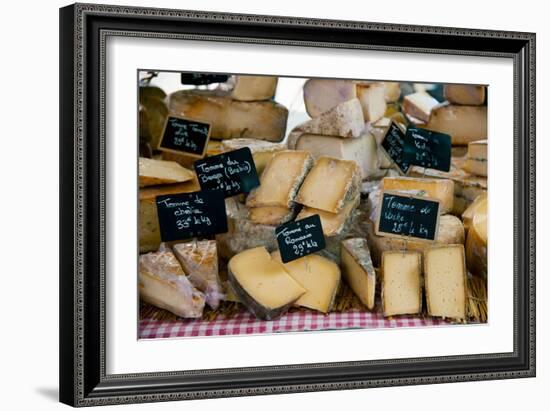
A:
<box><xmin>465</xmin><ymin>197</ymin><xmax>487</xmax><ymax>277</ymax></box>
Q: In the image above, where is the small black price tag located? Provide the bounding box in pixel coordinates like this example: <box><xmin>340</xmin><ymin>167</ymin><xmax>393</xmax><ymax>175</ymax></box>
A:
<box><xmin>381</xmin><ymin>122</ymin><xmax>410</xmax><ymax>174</ymax></box>
<box><xmin>275</xmin><ymin>214</ymin><xmax>326</xmax><ymax>263</ymax></box>
<box><xmin>156</xmin><ymin>190</ymin><xmax>228</xmax><ymax>242</ymax></box>
<box><xmin>403</xmin><ymin>127</ymin><xmax>451</xmax><ymax>172</ymax></box>
<box><xmin>158</xmin><ymin>115</ymin><xmax>211</xmax><ymax>158</ymax></box>
<box><xmin>375</xmin><ymin>191</ymin><xmax>440</xmax><ymax>241</ymax></box>
<box><xmin>180</xmin><ymin>73</ymin><xmax>229</xmax><ymax>85</ymax></box>
<box><xmin>194</xmin><ymin>147</ymin><xmax>260</xmax><ymax>198</ymax></box>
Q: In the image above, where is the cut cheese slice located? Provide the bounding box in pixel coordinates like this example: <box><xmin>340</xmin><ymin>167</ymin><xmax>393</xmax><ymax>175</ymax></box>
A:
<box><xmin>139</xmin><ymin>250</ymin><xmax>206</xmax><ymax>318</ymax></box>
<box><xmin>228</xmin><ymin>247</ymin><xmax>306</xmax><ymax>320</ymax></box>
<box><xmin>246</xmin><ymin>150</ymin><xmax>313</xmax><ymax>208</ymax></box>
<box><xmin>461</xmin><ymin>192</ymin><xmax>488</xmax><ymax>232</ymax></box>
<box><xmin>356</xmin><ymin>82</ymin><xmax>387</xmax><ymax>122</ymax></box>
<box><xmin>463</xmin><ymin>140</ymin><xmax>488</xmax><ymax>177</ymax></box>
<box><xmin>221</xmin><ymin>138</ymin><xmax>286</xmax><ymax>176</ymax></box>
<box><xmin>465</xmin><ymin>196</ymin><xmax>487</xmax><ymax>278</ymax></box>
<box><xmin>444</xmin><ymin>84</ymin><xmax>486</xmax><ymax>106</ymax></box>
<box><xmin>383</xmin><ymin>82</ymin><xmax>401</xmax><ymax>103</ymax></box>
<box><xmin>424</xmin><ymin>245</ymin><xmax>467</xmax><ymax>320</ymax></box>
<box><xmin>402</xmin><ymin>92</ymin><xmax>439</xmax><ymax>123</ymax></box>
<box><xmin>423</xmin><ymin>103</ymin><xmax>487</xmax><ymax>145</ymax></box>
<box><xmin>381</xmin><ymin>251</ymin><xmax>422</xmax><ymax>316</ymax></box>
<box><xmin>231</xmin><ymin>75</ymin><xmax>278</xmax><ymax>101</ymax></box>
<box><xmin>296</xmin><ymin>157</ymin><xmax>361</xmax><ymax>213</ymax></box>
<box><xmin>138</xmin><ymin>157</ymin><xmax>195</xmax><ymax>187</ymax></box>
<box><xmin>296</xmin><ymin>194</ymin><xmax>359</xmax><ymax>236</ymax></box>
<box><xmin>381</xmin><ymin>176</ymin><xmax>454</xmax><ymax>214</ymax></box>
<box><xmin>248</xmin><ymin>206</ymin><xmax>295</xmax><ymax>226</ymax></box>
<box><xmin>341</xmin><ymin>238</ymin><xmax>376</xmax><ymax>309</ymax></box>
<box><xmin>303</xmin><ymin>79</ymin><xmax>357</xmax><ymax>118</ymax></box>
<box><xmin>272</xmin><ymin>251</ymin><xmax>341</xmax><ymax>313</ymax></box>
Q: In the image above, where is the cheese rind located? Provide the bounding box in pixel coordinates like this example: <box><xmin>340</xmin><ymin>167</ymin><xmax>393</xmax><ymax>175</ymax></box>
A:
<box><xmin>248</xmin><ymin>206</ymin><xmax>295</xmax><ymax>226</ymax></box>
<box><xmin>296</xmin><ymin>194</ymin><xmax>359</xmax><ymax>236</ymax></box>
<box><xmin>465</xmin><ymin>197</ymin><xmax>487</xmax><ymax>278</ymax></box>
<box><xmin>423</xmin><ymin>103</ymin><xmax>487</xmax><ymax>145</ymax></box>
<box><xmin>221</xmin><ymin>138</ymin><xmax>286</xmax><ymax>176</ymax></box>
<box><xmin>424</xmin><ymin>245</ymin><xmax>468</xmax><ymax>320</ymax></box>
<box><xmin>444</xmin><ymin>85</ymin><xmax>486</xmax><ymax>106</ymax></box>
<box><xmin>230</xmin><ymin>75</ymin><xmax>278</xmax><ymax>101</ymax></box>
<box><xmin>381</xmin><ymin>251</ymin><xmax>422</xmax><ymax>316</ymax></box>
<box><xmin>272</xmin><ymin>252</ymin><xmax>341</xmax><ymax>313</ymax></box>
<box><xmin>227</xmin><ymin>247</ymin><xmax>306</xmax><ymax>320</ymax></box>
<box><xmin>463</xmin><ymin>140</ymin><xmax>488</xmax><ymax>177</ymax></box>
<box><xmin>139</xmin><ymin>157</ymin><xmax>195</xmax><ymax>187</ymax></box>
<box><xmin>341</xmin><ymin>238</ymin><xmax>376</xmax><ymax>309</ymax></box>
<box><xmin>461</xmin><ymin>192</ymin><xmax>488</xmax><ymax>232</ymax></box>
<box><xmin>356</xmin><ymin>82</ymin><xmax>387</xmax><ymax>122</ymax></box>
<box><xmin>303</xmin><ymin>79</ymin><xmax>357</xmax><ymax>118</ymax></box>
<box><xmin>402</xmin><ymin>92</ymin><xmax>439</xmax><ymax>123</ymax></box>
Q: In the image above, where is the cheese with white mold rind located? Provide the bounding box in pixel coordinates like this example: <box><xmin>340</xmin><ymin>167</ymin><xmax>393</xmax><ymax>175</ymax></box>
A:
<box><xmin>248</xmin><ymin>206</ymin><xmax>295</xmax><ymax>226</ymax></box>
<box><xmin>381</xmin><ymin>176</ymin><xmax>455</xmax><ymax>214</ymax></box>
<box><xmin>228</xmin><ymin>247</ymin><xmax>306</xmax><ymax>320</ymax></box>
<box><xmin>296</xmin><ymin>194</ymin><xmax>359</xmax><ymax>236</ymax></box>
<box><xmin>230</xmin><ymin>75</ymin><xmax>278</xmax><ymax>101</ymax></box>
<box><xmin>402</xmin><ymin>92</ymin><xmax>439</xmax><ymax>123</ymax></box>
<box><xmin>444</xmin><ymin>84</ymin><xmax>486</xmax><ymax>106</ymax></box>
<box><xmin>303</xmin><ymin>79</ymin><xmax>357</xmax><ymax>118</ymax></box>
<box><xmin>296</xmin><ymin>157</ymin><xmax>361</xmax><ymax>213</ymax></box>
<box><xmin>139</xmin><ymin>250</ymin><xmax>206</xmax><ymax>318</ymax></box>
<box><xmin>465</xmin><ymin>196</ymin><xmax>487</xmax><ymax>278</ymax></box>
<box><xmin>341</xmin><ymin>238</ymin><xmax>376</xmax><ymax>310</ymax></box>
<box><xmin>381</xmin><ymin>251</ymin><xmax>422</xmax><ymax>316</ymax></box>
<box><xmin>221</xmin><ymin>138</ymin><xmax>286</xmax><ymax>176</ymax></box>
<box><xmin>167</xmin><ymin>89</ymin><xmax>288</xmax><ymax>141</ymax></box>
<box><xmin>356</xmin><ymin>82</ymin><xmax>387</xmax><ymax>123</ymax></box>
<box><xmin>424</xmin><ymin>245</ymin><xmax>468</xmax><ymax>320</ymax></box>
<box><xmin>246</xmin><ymin>150</ymin><xmax>313</xmax><ymax>208</ymax></box>
<box><xmin>423</xmin><ymin>103</ymin><xmax>487</xmax><ymax>145</ymax></box>
<box><xmin>272</xmin><ymin>251</ymin><xmax>341</xmax><ymax>313</ymax></box>
<box><xmin>139</xmin><ymin>157</ymin><xmax>195</xmax><ymax>187</ymax></box>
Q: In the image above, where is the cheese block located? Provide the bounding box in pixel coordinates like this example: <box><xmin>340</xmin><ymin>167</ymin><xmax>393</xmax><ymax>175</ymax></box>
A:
<box><xmin>139</xmin><ymin>176</ymin><xmax>201</xmax><ymax>253</ymax></box>
<box><xmin>356</xmin><ymin>82</ymin><xmax>387</xmax><ymax>123</ymax></box>
<box><xmin>172</xmin><ymin>240</ymin><xmax>224</xmax><ymax>309</ymax></box>
<box><xmin>221</xmin><ymin>138</ymin><xmax>286</xmax><ymax>176</ymax></box>
<box><xmin>139</xmin><ymin>88</ymin><xmax>169</xmax><ymax>150</ymax></box>
<box><xmin>138</xmin><ymin>157</ymin><xmax>195</xmax><ymax>187</ymax></box>
<box><xmin>139</xmin><ymin>85</ymin><xmax>166</xmax><ymax>102</ymax></box>
<box><xmin>248</xmin><ymin>206</ymin><xmax>295</xmax><ymax>226</ymax></box>
<box><xmin>139</xmin><ymin>250</ymin><xmax>206</xmax><ymax>318</ymax></box>
<box><xmin>167</xmin><ymin>89</ymin><xmax>288</xmax><ymax>141</ymax></box>
<box><xmin>462</xmin><ymin>192</ymin><xmax>488</xmax><ymax>232</ymax></box>
<box><xmin>289</xmin><ymin>131</ymin><xmax>380</xmax><ymax>180</ymax></box>
<box><xmin>381</xmin><ymin>251</ymin><xmax>422</xmax><ymax>316</ymax></box>
<box><xmin>465</xmin><ymin>196</ymin><xmax>487</xmax><ymax>278</ymax></box>
<box><xmin>206</xmin><ymin>140</ymin><xmax>224</xmax><ymax>157</ymax></box>
<box><xmin>246</xmin><ymin>150</ymin><xmax>313</xmax><ymax>208</ymax></box>
<box><xmin>272</xmin><ymin>251</ymin><xmax>341</xmax><ymax>313</ymax></box>
<box><xmin>383</xmin><ymin>82</ymin><xmax>401</xmax><ymax>103</ymax></box>
<box><xmin>444</xmin><ymin>84</ymin><xmax>486</xmax><ymax>106</ymax></box>
<box><xmin>341</xmin><ymin>238</ymin><xmax>376</xmax><ymax>309</ymax></box>
<box><xmin>228</xmin><ymin>247</ymin><xmax>306</xmax><ymax>320</ymax></box>
<box><xmin>293</xmin><ymin>98</ymin><xmax>365</xmax><ymax>138</ymax></box>
<box><xmin>364</xmin><ymin>216</ymin><xmax>465</xmax><ymax>267</ymax></box>
<box><xmin>296</xmin><ymin>157</ymin><xmax>361</xmax><ymax>213</ymax></box>
<box><xmin>463</xmin><ymin>140</ymin><xmax>488</xmax><ymax>177</ymax></box>
<box><xmin>366</xmin><ymin>121</ymin><xmax>394</xmax><ymax>169</ymax></box>
<box><xmin>402</xmin><ymin>92</ymin><xmax>439</xmax><ymax>123</ymax></box>
<box><xmin>230</xmin><ymin>75</ymin><xmax>278</xmax><ymax>101</ymax></box>
<box><xmin>303</xmin><ymin>79</ymin><xmax>357</xmax><ymax>118</ymax></box>
<box><xmin>423</xmin><ymin>103</ymin><xmax>487</xmax><ymax>145</ymax></box>
<box><xmin>424</xmin><ymin>245</ymin><xmax>468</xmax><ymax>320</ymax></box>
<box><xmin>381</xmin><ymin>176</ymin><xmax>455</xmax><ymax>214</ymax></box>
<box><xmin>296</xmin><ymin>194</ymin><xmax>359</xmax><ymax>236</ymax></box>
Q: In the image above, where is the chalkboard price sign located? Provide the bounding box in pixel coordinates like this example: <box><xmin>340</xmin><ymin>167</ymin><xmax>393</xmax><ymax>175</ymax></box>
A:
<box><xmin>376</xmin><ymin>191</ymin><xmax>441</xmax><ymax>241</ymax></box>
<box><xmin>275</xmin><ymin>214</ymin><xmax>326</xmax><ymax>263</ymax></box>
<box><xmin>194</xmin><ymin>147</ymin><xmax>260</xmax><ymax>198</ymax></box>
<box><xmin>156</xmin><ymin>190</ymin><xmax>228</xmax><ymax>242</ymax></box>
<box><xmin>403</xmin><ymin>127</ymin><xmax>451</xmax><ymax>172</ymax></box>
<box><xmin>381</xmin><ymin>122</ymin><xmax>410</xmax><ymax>174</ymax></box>
<box><xmin>158</xmin><ymin>116</ymin><xmax>211</xmax><ymax>158</ymax></box>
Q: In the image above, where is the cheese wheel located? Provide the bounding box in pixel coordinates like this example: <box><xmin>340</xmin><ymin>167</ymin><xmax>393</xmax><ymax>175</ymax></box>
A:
<box><xmin>465</xmin><ymin>197</ymin><xmax>487</xmax><ymax>278</ymax></box>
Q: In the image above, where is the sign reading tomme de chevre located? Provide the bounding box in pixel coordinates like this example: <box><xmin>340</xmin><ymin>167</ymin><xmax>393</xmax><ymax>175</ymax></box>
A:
<box><xmin>275</xmin><ymin>214</ymin><xmax>326</xmax><ymax>263</ymax></box>
<box><xmin>157</xmin><ymin>115</ymin><xmax>211</xmax><ymax>158</ymax></box>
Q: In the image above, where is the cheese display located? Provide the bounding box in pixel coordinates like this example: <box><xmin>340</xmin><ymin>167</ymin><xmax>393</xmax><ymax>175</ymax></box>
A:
<box><xmin>228</xmin><ymin>247</ymin><xmax>306</xmax><ymax>320</ymax></box>
<box><xmin>272</xmin><ymin>251</ymin><xmax>341</xmax><ymax>313</ymax></box>
<box><xmin>221</xmin><ymin>139</ymin><xmax>286</xmax><ymax>176</ymax></box>
<box><xmin>230</xmin><ymin>75</ymin><xmax>278</xmax><ymax>101</ymax></box>
<box><xmin>402</xmin><ymin>92</ymin><xmax>439</xmax><ymax>123</ymax></box>
<box><xmin>444</xmin><ymin>84</ymin><xmax>486</xmax><ymax>106</ymax></box>
<box><xmin>463</xmin><ymin>140</ymin><xmax>488</xmax><ymax>177</ymax></box>
<box><xmin>424</xmin><ymin>245</ymin><xmax>467</xmax><ymax>320</ymax></box>
<box><xmin>138</xmin><ymin>157</ymin><xmax>195</xmax><ymax>187</ymax></box>
<box><xmin>465</xmin><ymin>196</ymin><xmax>488</xmax><ymax>278</ymax></box>
<box><xmin>356</xmin><ymin>82</ymin><xmax>387</xmax><ymax>122</ymax></box>
<box><xmin>303</xmin><ymin>79</ymin><xmax>357</xmax><ymax>118</ymax></box>
<box><xmin>341</xmin><ymin>238</ymin><xmax>376</xmax><ymax>310</ymax></box>
<box><xmin>381</xmin><ymin>251</ymin><xmax>422</xmax><ymax>316</ymax></box>
<box><xmin>423</xmin><ymin>103</ymin><xmax>487</xmax><ymax>145</ymax></box>
<box><xmin>167</xmin><ymin>89</ymin><xmax>288</xmax><ymax>141</ymax></box>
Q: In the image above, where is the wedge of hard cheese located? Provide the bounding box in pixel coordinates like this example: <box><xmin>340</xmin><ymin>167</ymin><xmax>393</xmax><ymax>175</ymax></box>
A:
<box><xmin>381</xmin><ymin>251</ymin><xmax>422</xmax><ymax>316</ymax></box>
<box><xmin>461</xmin><ymin>192</ymin><xmax>488</xmax><ymax>232</ymax></box>
<box><xmin>296</xmin><ymin>157</ymin><xmax>361</xmax><ymax>213</ymax></box>
<box><xmin>303</xmin><ymin>79</ymin><xmax>357</xmax><ymax>118</ymax></box>
<box><xmin>272</xmin><ymin>251</ymin><xmax>341</xmax><ymax>313</ymax></box>
<box><xmin>139</xmin><ymin>86</ymin><xmax>168</xmax><ymax>150</ymax></box>
<box><xmin>296</xmin><ymin>194</ymin><xmax>359</xmax><ymax>236</ymax></box>
<box><xmin>221</xmin><ymin>138</ymin><xmax>286</xmax><ymax>176</ymax></box>
<box><xmin>167</xmin><ymin>89</ymin><xmax>288</xmax><ymax>141</ymax></box>
<box><xmin>231</xmin><ymin>75</ymin><xmax>278</xmax><ymax>101</ymax></box>
<box><xmin>228</xmin><ymin>247</ymin><xmax>306</xmax><ymax>320</ymax></box>
<box><xmin>341</xmin><ymin>238</ymin><xmax>376</xmax><ymax>310</ymax></box>
<box><xmin>424</xmin><ymin>245</ymin><xmax>468</xmax><ymax>320</ymax></box>
<box><xmin>444</xmin><ymin>84</ymin><xmax>486</xmax><ymax>106</ymax></box>
<box><xmin>139</xmin><ymin>250</ymin><xmax>206</xmax><ymax>318</ymax></box>
<box><xmin>139</xmin><ymin>157</ymin><xmax>195</xmax><ymax>187</ymax></box>
<box><xmin>248</xmin><ymin>206</ymin><xmax>296</xmax><ymax>226</ymax></box>
<box><xmin>463</xmin><ymin>140</ymin><xmax>488</xmax><ymax>177</ymax></box>
<box><xmin>356</xmin><ymin>82</ymin><xmax>387</xmax><ymax>122</ymax></box>
<box><xmin>465</xmin><ymin>196</ymin><xmax>487</xmax><ymax>278</ymax></box>
<box><xmin>383</xmin><ymin>82</ymin><xmax>401</xmax><ymax>103</ymax></box>
<box><xmin>423</xmin><ymin>103</ymin><xmax>487</xmax><ymax>145</ymax></box>
<box><xmin>402</xmin><ymin>92</ymin><xmax>439</xmax><ymax>123</ymax></box>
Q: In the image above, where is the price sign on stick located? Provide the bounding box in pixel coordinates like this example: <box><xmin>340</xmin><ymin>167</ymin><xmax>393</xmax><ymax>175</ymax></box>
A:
<box><xmin>158</xmin><ymin>116</ymin><xmax>211</xmax><ymax>158</ymax></box>
<box><xmin>275</xmin><ymin>214</ymin><xmax>326</xmax><ymax>263</ymax></box>
<box><xmin>403</xmin><ymin>127</ymin><xmax>452</xmax><ymax>172</ymax></box>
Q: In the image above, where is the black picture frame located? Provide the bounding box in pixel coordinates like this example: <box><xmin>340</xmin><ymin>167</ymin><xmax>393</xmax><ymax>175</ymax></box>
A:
<box><xmin>59</xmin><ymin>3</ymin><xmax>536</xmax><ymax>407</ymax></box>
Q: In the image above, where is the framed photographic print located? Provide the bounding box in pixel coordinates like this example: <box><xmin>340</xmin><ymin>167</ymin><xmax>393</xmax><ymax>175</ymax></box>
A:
<box><xmin>59</xmin><ymin>3</ymin><xmax>536</xmax><ymax>407</ymax></box>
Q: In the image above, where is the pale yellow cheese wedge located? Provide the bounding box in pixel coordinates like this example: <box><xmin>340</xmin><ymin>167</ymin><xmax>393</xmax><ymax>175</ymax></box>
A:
<box><xmin>381</xmin><ymin>251</ymin><xmax>422</xmax><ymax>316</ymax></box>
<box><xmin>139</xmin><ymin>157</ymin><xmax>195</xmax><ymax>187</ymax></box>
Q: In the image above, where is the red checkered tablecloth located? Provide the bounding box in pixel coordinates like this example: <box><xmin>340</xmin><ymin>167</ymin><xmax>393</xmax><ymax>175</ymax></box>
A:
<box><xmin>139</xmin><ymin>310</ymin><xmax>447</xmax><ymax>339</ymax></box>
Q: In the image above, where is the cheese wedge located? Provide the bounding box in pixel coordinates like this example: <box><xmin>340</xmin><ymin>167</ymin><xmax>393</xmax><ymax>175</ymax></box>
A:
<box><xmin>381</xmin><ymin>251</ymin><xmax>422</xmax><ymax>316</ymax></box>
<box><xmin>231</xmin><ymin>75</ymin><xmax>278</xmax><ymax>101</ymax></box>
<box><xmin>424</xmin><ymin>245</ymin><xmax>468</xmax><ymax>320</ymax></box>
<box><xmin>139</xmin><ymin>86</ymin><xmax>169</xmax><ymax>149</ymax></box>
<box><xmin>248</xmin><ymin>206</ymin><xmax>295</xmax><ymax>226</ymax></box>
<box><xmin>303</xmin><ymin>79</ymin><xmax>357</xmax><ymax>118</ymax></box>
<box><xmin>221</xmin><ymin>138</ymin><xmax>286</xmax><ymax>176</ymax></box>
<box><xmin>402</xmin><ymin>92</ymin><xmax>439</xmax><ymax>123</ymax></box>
<box><xmin>356</xmin><ymin>82</ymin><xmax>387</xmax><ymax>122</ymax></box>
<box><xmin>341</xmin><ymin>238</ymin><xmax>376</xmax><ymax>310</ymax></box>
<box><xmin>228</xmin><ymin>247</ymin><xmax>306</xmax><ymax>320</ymax></box>
<box><xmin>246</xmin><ymin>150</ymin><xmax>313</xmax><ymax>208</ymax></box>
<box><xmin>381</xmin><ymin>176</ymin><xmax>455</xmax><ymax>214</ymax></box>
<box><xmin>173</xmin><ymin>240</ymin><xmax>224</xmax><ymax>310</ymax></box>
<box><xmin>462</xmin><ymin>192</ymin><xmax>488</xmax><ymax>232</ymax></box>
<box><xmin>444</xmin><ymin>84</ymin><xmax>486</xmax><ymax>105</ymax></box>
<box><xmin>296</xmin><ymin>157</ymin><xmax>361</xmax><ymax>213</ymax></box>
<box><xmin>296</xmin><ymin>194</ymin><xmax>359</xmax><ymax>236</ymax></box>
<box><xmin>272</xmin><ymin>251</ymin><xmax>341</xmax><ymax>313</ymax></box>
<box><xmin>138</xmin><ymin>157</ymin><xmax>195</xmax><ymax>187</ymax></box>
<box><xmin>423</xmin><ymin>103</ymin><xmax>487</xmax><ymax>145</ymax></box>
<box><xmin>465</xmin><ymin>196</ymin><xmax>487</xmax><ymax>278</ymax></box>
<box><xmin>383</xmin><ymin>82</ymin><xmax>401</xmax><ymax>103</ymax></box>
<box><xmin>463</xmin><ymin>140</ymin><xmax>488</xmax><ymax>177</ymax></box>
<box><xmin>167</xmin><ymin>89</ymin><xmax>288</xmax><ymax>141</ymax></box>
<box><xmin>139</xmin><ymin>250</ymin><xmax>206</xmax><ymax>318</ymax></box>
